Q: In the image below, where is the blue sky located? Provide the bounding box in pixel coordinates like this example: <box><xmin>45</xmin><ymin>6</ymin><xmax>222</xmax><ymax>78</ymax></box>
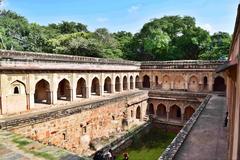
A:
<box><xmin>1</xmin><ymin>0</ymin><xmax>239</xmax><ymax>34</ymax></box>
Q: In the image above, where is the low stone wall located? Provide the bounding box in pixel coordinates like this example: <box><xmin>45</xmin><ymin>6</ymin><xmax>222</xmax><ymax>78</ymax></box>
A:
<box><xmin>0</xmin><ymin>91</ymin><xmax>148</xmax><ymax>130</ymax></box>
<box><xmin>96</xmin><ymin>122</ymin><xmax>151</xmax><ymax>156</ymax></box>
<box><xmin>159</xmin><ymin>95</ymin><xmax>211</xmax><ymax>160</ymax></box>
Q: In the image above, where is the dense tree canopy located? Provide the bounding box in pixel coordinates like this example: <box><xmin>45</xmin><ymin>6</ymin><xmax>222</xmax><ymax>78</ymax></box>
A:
<box><xmin>0</xmin><ymin>10</ymin><xmax>232</xmax><ymax>61</ymax></box>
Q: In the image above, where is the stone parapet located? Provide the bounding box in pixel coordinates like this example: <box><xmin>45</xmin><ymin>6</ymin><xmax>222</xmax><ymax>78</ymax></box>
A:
<box><xmin>158</xmin><ymin>94</ymin><xmax>211</xmax><ymax>160</ymax></box>
<box><xmin>0</xmin><ymin>49</ymin><xmax>141</xmax><ymax>71</ymax></box>
<box><xmin>141</xmin><ymin>60</ymin><xmax>226</xmax><ymax>70</ymax></box>
<box><xmin>0</xmin><ymin>91</ymin><xmax>147</xmax><ymax>130</ymax></box>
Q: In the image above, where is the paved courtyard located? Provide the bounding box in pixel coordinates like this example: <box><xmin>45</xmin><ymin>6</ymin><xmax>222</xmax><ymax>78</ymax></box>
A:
<box><xmin>174</xmin><ymin>94</ymin><xmax>228</xmax><ymax>160</ymax></box>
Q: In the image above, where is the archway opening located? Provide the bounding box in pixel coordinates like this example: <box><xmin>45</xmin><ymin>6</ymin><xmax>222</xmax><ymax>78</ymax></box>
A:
<box><xmin>130</xmin><ymin>76</ymin><xmax>134</xmax><ymax>90</ymax></box>
<box><xmin>142</xmin><ymin>75</ymin><xmax>150</xmax><ymax>88</ymax></box>
<box><xmin>156</xmin><ymin>104</ymin><xmax>167</xmax><ymax>119</ymax></box>
<box><xmin>135</xmin><ymin>75</ymin><xmax>140</xmax><ymax>88</ymax></box>
<box><xmin>104</xmin><ymin>77</ymin><xmax>112</xmax><ymax>93</ymax></box>
<box><xmin>136</xmin><ymin>106</ymin><xmax>141</xmax><ymax>119</ymax></box>
<box><xmin>155</xmin><ymin>76</ymin><xmax>158</xmax><ymax>86</ymax></box>
<box><xmin>91</xmin><ymin>77</ymin><xmax>100</xmax><ymax>95</ymax></box>
<box><xmin>184</xmin><ymin>106</ymin><xmax>195</xmax><ymax>121</ymax></box>
<box><xmin>147</xmin><ymin>103</ymin><xmax>154</xmax><ymax>115</ymax></box>
<box><xmin>123</xmin><ymin>76</ymin><xmax>128</xmax><ymax>90</ymax></box>
<box><xmin>76</xmin><ymin>78</ymin><xmax>86</xmax><ymax>98</ymax></box>
<box><xmin>57</xmin><ymin>79</ymin><xmax>71</xmax><ymax>101</ymax></box>
<box><xmin>35</xmin><ymin>79</ymin><xmax>50</xmax><ymax>104</ymax></box>
<box><xmin>115</xmin><ymin>76</ymin><xmax>120</xmax><ymax>92</ymax></box>
<box><xmin>213</xmin><ymin>76</ymin><xmax>226</xmax><ymax>91</ymax></box>
<box><xmin>169</xmin><ymin>105</ymin><xmax>181</xmax><ymax>121</ymax></box>
<box><xmin>203</xmin><ymin>76</ymin><xmax>208</xmax><ymax>90</ymax></box>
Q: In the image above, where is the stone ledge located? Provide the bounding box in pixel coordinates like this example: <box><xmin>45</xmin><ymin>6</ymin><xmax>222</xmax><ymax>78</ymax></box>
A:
<box><xmin>159</xmin><ymin>94</ymin><xmax>211</xmax><ymax>160</ymax></box>
<box><xmin>0</xmin><ymin>91</ymin><xmax>147</xmax><ymax>130</ymax></box>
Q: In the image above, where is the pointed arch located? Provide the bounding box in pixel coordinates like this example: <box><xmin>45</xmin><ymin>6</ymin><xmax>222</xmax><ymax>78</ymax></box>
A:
<box><xmin>104</xmin><ymin>77</ymin><xmax>112</xmax><ymax>93</ymax></box>
<box><xmin>135</xmin><ymin>75</ymin><xmax>140</xmax><ymax>88</ymax></box>
<box><xmin>174</xmin><ymin>76</ymin><xmax>185</xmax><ymax>90</ymax></box>
<box><xmin>162</xmin><ymin>75</ymin><xmax>171</xmax><ymax>90</ymax></box>
<box><xmin>188</xmin><ymin>75</ymin><xmax>199</xmax><ymax>92</ymax></box>
<box><xmin>115</xmin><ymin>76</ymin><xmax>120</xmax><ymax>92</ymax></box>
<box><xmin>156</xmin><ymin>104</ymin><xmax>167</xmax><ymax>119</ymax></box>
<box><xmin>169</xmin><ymin>105</ymin><xmax>181</xmax><ymax>120</ymax></box>
<box><xmin>91</xmin><ymin>77</ymin><xmax>100</xmax><ymax>95</ymax></box>
<box><xmin>142</xmin><ymin>75</ymin><xmax>150</xmax><ymax>88</ymax></box>
<box><xmin>57</xmin><ymin>79</ymin><xmax>71</xmax><ymax>101</ymax></box>
<box><xmin>184</xmin><ymin>106</ymin><xmax>195</xmax><ymax>121</ymax></box>
<box><xmin>213</xmin><ymin>76</ymin><xmax>226</xmax><ymax>91</ymax></box>
<box><xmin>76</xmin><ymin>78</ymin><xmax>86</xmax><ymax>98</ymax></box>
<box><xmin>130</xmin><ymin>76</ymin><xmax>134</xmax><ymax>89</ymax></box>
<box><xmin>123</xmin><ymin>76</ymin><xmax>128</xmax><ymax>90</ymax></box>
<box><xmin>136</xmin><ymin>106</ymin><xmax>141</xmax><ymax>119</ymax></box>
<box><xmin>34</xmin><ymin>79</ymin><xmax>51</xmax><ymax>104</ymax></box>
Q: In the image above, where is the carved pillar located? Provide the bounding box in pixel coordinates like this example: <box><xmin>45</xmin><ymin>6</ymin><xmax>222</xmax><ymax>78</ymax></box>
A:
<box><xmin>181</xmin><ymin>114</ymin><xmax>184</xmax><ymax>123</ymax></box>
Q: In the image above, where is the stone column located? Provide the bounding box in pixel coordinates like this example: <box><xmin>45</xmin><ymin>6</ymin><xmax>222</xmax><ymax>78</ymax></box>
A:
<box><xmin>167</xmin><ymin>111</ymin><xmax>170</xmax><ymax>122</ymax></box>
<box><xmin>69</xmin><ymin>89</ymin><xmax>73</xmax><ymax>101</ymax></box>
<box><xmin>99</xmin><ymin>85</ymin><xmax>103</xmax><ymax>96</ymax></box>
<box><xmin>171</xmin><ymin>81</ymin><xmax>174</xmax><ymax>90</ymax></box>
<box><xmin>28</xmin><ymin>92</ymin><xmax>35</xmax><ymax>109</ymax></box>
<box><xmin>111</xmin><ymin>84</ymin><xmax>115</xmax><ymax>93</ymax></box>
<box><xmin>181</xmin><ymin>114</ymin><xmax>184</xmax><ymax>123</ymax></box>
<box><xmin>185</xmin><ymin>82</ymin><xmax>188</xmax><ymax>91</ymax></box>
<box><xmin>52</xmin><ymin>74</ymin><xmax>58</xmax><ymax>104</ymax></box>
<box><xmin>85</xmin><ymin>86</ymin><xmax>90</xmax><ymax>98</ymax></box>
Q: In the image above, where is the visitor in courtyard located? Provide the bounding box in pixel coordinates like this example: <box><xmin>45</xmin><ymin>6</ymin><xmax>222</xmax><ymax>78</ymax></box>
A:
<box><xmin>123</xmin><ymin>152</ymin><xmax>129</xmax><ymax>160</ymax></box>
<box><xmin>105</xmin><ymin>149</ymin><xmax>113</xmax><ymax>160</ymax></box>
<box><xmin>224</xmin><ymin>112</ymin><xmax>228</xmax><ymax>127</ymax></box>
<box><xmin>93</xmin><ymin>150</ymin><xmax>104</xmax><ymax>160</ymax></box>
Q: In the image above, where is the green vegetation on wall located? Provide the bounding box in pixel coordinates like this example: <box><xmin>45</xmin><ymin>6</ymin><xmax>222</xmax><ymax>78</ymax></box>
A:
<box><xmin>0</xmin><ymin>10</ymin><xmax>232</xmax><ymax>61</ymax></box>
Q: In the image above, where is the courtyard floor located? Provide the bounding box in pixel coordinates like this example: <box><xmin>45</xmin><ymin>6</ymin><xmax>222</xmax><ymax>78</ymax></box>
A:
<box><xmin>174</xmin><ymin>94</ymin><xmax>228</xmax><ymax>160</ymax></box>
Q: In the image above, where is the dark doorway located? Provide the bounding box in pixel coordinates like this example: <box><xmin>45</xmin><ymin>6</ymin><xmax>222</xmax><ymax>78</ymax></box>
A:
<box><xmin>213</xmin><ymin>76</ymin><xmax>226</xmax><ymax>91</ymax></box>
<box><xmin>142</xmin><ymin>75</ymin><xmax>150</xmax><ymax>88</ymax></box>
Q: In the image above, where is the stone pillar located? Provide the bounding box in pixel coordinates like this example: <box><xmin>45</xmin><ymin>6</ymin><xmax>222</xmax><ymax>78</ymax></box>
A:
<box><xmin>52</xmin><ymin>74</ymin><xmax>58</xmax><ymax>104</ymax></box>
<box><xmin>70</xmin><ymin>89</ymin><xmax>73</xmax><ymax>101</ymax></box>
<box><xmin>167</xmin><ymin>111</ymin><xmax>169</xmax><ymax>122</ymax></box>
<box><xmin>185</xmin><ymin>82</ymin><xmax>188</xmax><ymax>91</ymax></box>
<box><xmin>171</xmin><ymin>81</ymin><xmax>174</xmax><ymax>90</ymax></box>
<box><xmin>181</xmin><ymin>114</ymin><xmax>184</xmax><ymax>123</ymax></box>
<box><xmin>111</xmin><ymin>84</ymin><xmax>115</xmax><ymax>93</ymax></box>
<box><xmin>52</xmin><ymin>90</ymin><xmax>58</xmax><ymax>105</ymax></box>
<box><xmin>27</xmin><ymin>92</ymin><xmax>35</xmax><ymax>109</ymax></box>
<box><xmin>85</xmin><ymin>86</ymin><xmax>90</xmax><ymax>98</ymax></box>
<box><xmin>99</xmin><ymin>85</ymin><xmax>103</xmax><ymax>96</ymax></box>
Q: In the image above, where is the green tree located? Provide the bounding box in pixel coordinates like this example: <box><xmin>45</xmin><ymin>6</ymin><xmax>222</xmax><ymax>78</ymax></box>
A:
<box><xmin>199</xmin><ymin>32</ymin><xmax>231</xmax><ymax>60</ymax></box>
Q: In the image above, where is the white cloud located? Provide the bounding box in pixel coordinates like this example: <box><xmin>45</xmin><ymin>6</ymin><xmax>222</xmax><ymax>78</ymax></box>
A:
<box><xmin>96</xmin><ymin>17</ymin><xmax>108</xmax><ymax>23</ymax></box>
<box><xmin>198</xmin><ymin>23</ymin><xmax>215</xmax><ymax>34</ymax></box>
<box><xmin>0</xmin><ymin>0</ymin><xmax>5</xmax><ymax>9</ymax></box>
<box><xmin>128</xmin><ymin>5</ymin><xmax>140</xmax><ymax>13</ymax></box>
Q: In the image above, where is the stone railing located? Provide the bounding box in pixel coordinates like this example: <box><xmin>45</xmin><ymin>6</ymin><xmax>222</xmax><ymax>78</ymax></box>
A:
<box><xmin>0</xmin><ymin>49</ymin><xmax>140</xmax><ymax>66</ymax></box>
<box><xmin>141</xmin><ymin>60</ymin><xmax>226</xmax><ymax>70</ymax></box>
<box><xmin>158</xmin><ymin>94</ymin><xmax>211</xmax><ymax>160</ymax></box>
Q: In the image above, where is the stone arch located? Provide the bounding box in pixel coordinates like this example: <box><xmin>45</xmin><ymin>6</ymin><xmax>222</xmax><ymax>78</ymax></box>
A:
<box><xmin>203</xmin><ymin>76</ymin><xmax>208</xmax><ymax>90</ymax></box>
<box><xmin>147</xmin><ymin>103</ymin><xmax>154</xmax><ymax>115</ymax></box>
<box><xmin>136</xmin><ymin>106</ymin><xmax>141</xmax><ymax>119</ymax></box>
<box><xmin>174</xmin><ymin>76</ymin><xmax>185</xmax><ymax>90</ymax></box>
<box><xmin>213</xmin><ymin>76</ymin><xmax>226</xmax><ymax>91</ymax></box>
<box><xmin>188</xmin><ymin>76</ymin><xmax>199</xmax><ymax>92</ymax></box>
<box><xmin>104</xmin><ymin>77</ymin><xmax>112</xmax><ymax>93</ymax></box>
<box><xmin>91</xmin><ymin>77</ymin><xmax>100</xmax><ymax>95</ymax></box>
<box><xmin>135</xmin><ymin>75</ymin><xmax>140</xmax><ymax>88</ymax></box>
<box><xmin>57</xmin><ymin>79</ymin><xmax>71</xmax><ymax>101</ymax></box>
<box><xmin>169</xmin><ymin>105</ymin><xmax>181</xmax><ymax>120</ymax></box>
<box><xmin>155</xmin><ymin>76</ymin><xmax>159</xmax><ymax>86</ymax></box>
<box><xmin>115</xmin><ymin>76</ymin><xmax>120</xmax><ymax>92</ymax></box>
<box><xmin>34</xmin><ymin>79</ymin><xmax>51</xmax><ymax>104</ymax></box>
<box><xmin>76</xmin><ymin>78</ymin><xmax>86</xmax><ymax>98</ymax></box>
<box><xmin>162</xmin><ymin>75</ymin><xmax>171</xmax><ymax>90</ymax></box>
<box><xmin>130</xmin><ymin>76</ymin><xmax>134</xmax><ymax>90</ymax></box>
<box><xmin>8</xmin><ymin>80</ymin><xmax>27</xmax><ymax>113</ymax></box>
<box><xmin>184</xmin><ymin>106</ymin><xmax>195</xmax><ymax>121</ymax></box>
<box><xmin>156</xmin><ymin>104</ymin><xmax>167</xmax><ymax>119</ymax></box>
<box><xmin>142</xmin><ymin>75</ymin><xmax>150</xmax><ymax>88</ymax></box>
<box><xmin>123</xmin><ymin>76</ymin><xmax>128</xmax><ymax>90</ymax></box>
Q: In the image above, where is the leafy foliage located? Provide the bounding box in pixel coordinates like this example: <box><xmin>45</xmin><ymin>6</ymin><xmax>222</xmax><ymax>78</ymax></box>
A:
<box><xmin>0</xmin><ymin>10</ymin><xmax>232</xmax><ymax>60</ymax></box>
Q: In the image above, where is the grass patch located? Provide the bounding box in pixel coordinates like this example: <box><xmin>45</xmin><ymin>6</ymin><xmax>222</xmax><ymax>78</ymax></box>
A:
<box><xmin>31</xmin><ymin>150</ymin><xmax>57</xmax><ymax>160</ymax></box>
<box><xmin>12</xmin><ymin>137</ymin><xmax>31</xmax><ymax>149</ymax></box>
<box><xmin>116</xmin><ymin>128</ymin><xmax>176</xmax><ymax>160</ymax></box>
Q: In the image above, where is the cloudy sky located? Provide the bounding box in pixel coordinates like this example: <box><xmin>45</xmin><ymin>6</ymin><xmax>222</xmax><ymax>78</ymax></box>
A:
<box><xmin>1</xmin><ymin>0</ymin><xmax>239</xmax><ymax>34</ymax></box>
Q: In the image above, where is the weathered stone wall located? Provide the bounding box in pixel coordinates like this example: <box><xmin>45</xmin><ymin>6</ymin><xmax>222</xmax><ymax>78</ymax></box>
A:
<box><xmin>9</xmin><ymin>91</ymin><xmax>148</xmax><ymax>156</ymax></box>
